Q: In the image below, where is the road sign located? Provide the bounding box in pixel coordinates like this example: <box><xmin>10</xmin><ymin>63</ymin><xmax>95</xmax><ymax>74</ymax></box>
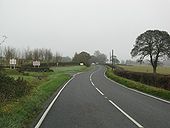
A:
<box><xmin>10</xmin><ymin>59</ymin><xmax>16</xmax><ymax>65</ymax></box>
<box><xmin>9</xmin><ymin>59</ymin><xmax>16</xmax><ymax>69</ymax></box>
<box><xmin>33</xmin><ymin>61</ymin><xmax>40</xmax><ymax>67</ymax></box>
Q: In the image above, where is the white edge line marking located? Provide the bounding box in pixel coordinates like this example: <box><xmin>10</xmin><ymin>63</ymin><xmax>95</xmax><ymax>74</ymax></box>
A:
<box><xmin>104</xmin><ymin>69</ymin><xmax>170</xmax><ymax>104</ymax></box>
<box><xmin>34</xmin><ymin>73</ymin><xmax>81</xmax><ymax>128</ymax></box>
<box><xmin>108</xmin><ymin>100</ymin><xmax>144</xmax><ymax>128</ymax></box>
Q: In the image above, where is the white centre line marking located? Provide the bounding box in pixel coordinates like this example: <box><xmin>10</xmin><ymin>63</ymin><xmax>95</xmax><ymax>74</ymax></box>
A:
<box><xmin>109</xmin><ymin>100</ymin><xmax>144</xmax><ymax>128</ymax></box>
<box><xmin>104</xmin><ymin>96</ymin><xmax>108</xmax><ymax>99</ymax></box>
<box><xmin>95</xmin><ymin>87</ymin><xmax>104</xmax><ymax>95</ymax></box>
<box><xmin>90</xmin><ymin>68</ymin><xmax>144</xmax><ymax>128</ymax></box>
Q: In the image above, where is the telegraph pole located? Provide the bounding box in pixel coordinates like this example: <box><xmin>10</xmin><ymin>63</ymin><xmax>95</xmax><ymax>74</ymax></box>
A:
<box><xmin>112</xmin><ymin>49</ymin><xmax>114</xmax><ymax>70</ymax></box>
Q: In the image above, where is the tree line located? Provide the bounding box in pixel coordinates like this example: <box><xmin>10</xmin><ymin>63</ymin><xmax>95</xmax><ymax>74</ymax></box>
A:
<box><xmin>0</xmin><ymin>47</ymin><xmax>63</xmax><ymax>66</ymax></box>
<box><xmin>0</xmin><ymin>46</ymin><xmax>110</xmax><ymax>67</ymax></box>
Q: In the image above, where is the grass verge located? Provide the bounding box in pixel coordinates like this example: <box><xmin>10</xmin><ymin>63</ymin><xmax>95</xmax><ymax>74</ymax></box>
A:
<box><xmin>0</xmin><ymin>66</ymin><xmax>88</xmax><ymax>128</ymax></box>
<box><xmin>105</xmin><ymin>67</ymin><xmax>170</xmax><ymax>101</ymax></box>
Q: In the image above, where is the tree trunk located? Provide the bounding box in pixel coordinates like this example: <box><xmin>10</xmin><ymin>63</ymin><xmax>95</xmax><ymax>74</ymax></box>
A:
<box><xmin>153</xmin><ymin>66</ymin><xmax>157</xmax><ymax>74</ymax></box>
<box><xmin>152</xmin><ymin>66</ymin><xmax>157</xmax><ymax>86</ymax></box>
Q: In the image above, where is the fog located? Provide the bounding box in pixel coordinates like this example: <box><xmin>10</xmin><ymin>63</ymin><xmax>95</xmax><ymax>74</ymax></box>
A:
<box><xmin>0</xmin><ymin>0</ymin><xmax>170</xmax><ymax>60</ymax></box>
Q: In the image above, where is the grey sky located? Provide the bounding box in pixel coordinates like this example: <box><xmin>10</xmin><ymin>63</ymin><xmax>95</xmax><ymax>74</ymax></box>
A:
<box><xmin>0</xmin><ymin>0</ymin><xmax>170</xmax><ymax>60</ymax></box>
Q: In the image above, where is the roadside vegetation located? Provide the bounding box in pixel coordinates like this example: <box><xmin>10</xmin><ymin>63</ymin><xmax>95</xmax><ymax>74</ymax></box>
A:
<box><xmin>105</xmin><ymin>29</ymin><xmax>170</xmax><ymax>102</ymax></box>
<box><xmin>106</xmin><ymin>67</ymin><xmax>170</xmax><ymax>101</ymax></box>
<box><xmin>0</xmin><ymin>66</ymin><xmax>87</xmax><ymax>128</ymax></box>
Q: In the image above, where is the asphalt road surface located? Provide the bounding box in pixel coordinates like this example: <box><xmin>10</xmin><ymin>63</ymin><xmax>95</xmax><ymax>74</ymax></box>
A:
<box><xmin>35</xmin><ymin>65</ymin><xmax>170</xmax><ymax>128</ymax></box>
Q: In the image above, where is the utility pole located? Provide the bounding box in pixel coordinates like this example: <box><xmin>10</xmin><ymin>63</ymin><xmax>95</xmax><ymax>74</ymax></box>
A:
<box><xmin>112</xmin><ymin>49</ymin><xmax>114</xmax><ymax>70</ymax></box>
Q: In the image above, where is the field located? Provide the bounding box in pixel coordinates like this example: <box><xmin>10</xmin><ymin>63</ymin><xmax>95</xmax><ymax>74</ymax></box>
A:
<box><xmin>0</xmin><ymin>66</ymin><xmax>88</xmax><ymax>128</ymax></box>
<box><xmin>118</xmin><ymin>65</ymin><xmax>170</xmax><ymax>74</ymax></box>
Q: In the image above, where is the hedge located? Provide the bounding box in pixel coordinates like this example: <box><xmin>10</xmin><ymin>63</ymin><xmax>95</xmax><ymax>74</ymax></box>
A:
<box><xmin>114</xmin><ymin>69</ymin><xmax>170</xmax><ymax>90</ymax></box>
<box><xmin>0</xmin><ymin>73</ymin><xmax>31</xmax><ymax>102</ymax></box>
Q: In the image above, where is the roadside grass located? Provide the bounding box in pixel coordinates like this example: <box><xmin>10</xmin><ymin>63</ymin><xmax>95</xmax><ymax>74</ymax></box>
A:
<box><xmin>118</xmin><ymin>65</ymin><xmax>170</xmax><ymax>74</ymax></box>
<box><xmin>106</xmin><ymin>67</ymin><xmax>170</xmax><ymax>101</ymax></box>
<box><xmin>0</xmin><ymin>66</ymin><xmax>88</xmax><ymax>128</ymax></box>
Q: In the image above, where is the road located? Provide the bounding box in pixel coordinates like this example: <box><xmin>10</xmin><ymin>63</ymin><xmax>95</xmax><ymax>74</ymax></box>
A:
<box><xmin>35</xmin><ymin>65</ymin><xmax>170</xmax><ymax>128</ymax></box>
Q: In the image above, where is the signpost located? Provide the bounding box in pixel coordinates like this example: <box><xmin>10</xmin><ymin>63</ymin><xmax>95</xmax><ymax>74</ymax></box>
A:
<box><xmin>33</xmin><ymin>61</ymin><xmax>40</xmax><ymax>67</ymax></box>
<box><xmin>9</xmin><ymin>59</ymin><xmax>16</xmax><ymax>69</ymax></box>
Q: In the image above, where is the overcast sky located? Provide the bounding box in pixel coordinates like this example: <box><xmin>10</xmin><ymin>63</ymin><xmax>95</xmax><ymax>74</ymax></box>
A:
<box><xmin>0</xmin><ymin>0</ymin><xmax>170</xmax><ymax>60</ymax></box>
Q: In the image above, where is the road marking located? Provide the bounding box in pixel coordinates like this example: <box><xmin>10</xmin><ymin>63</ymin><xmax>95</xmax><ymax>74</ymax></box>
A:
<box><xmin>108</xmin><ymin>100</ymin><xmax>144</xmax><ymax>128</ymax></box>
<box><xmin>90</xmin><ymin>70</ymin><xmax>104</xmax><ymax>95</ymax></box>
<box><xmin>104</xmin><ymin>69</ymin><xmax>170</xmax><ymax>104</ymax></box>
<box><xmin>95</xmin><ymin>87</ymin><xmax>104</xmax><ymax>95</ymax></box>
<box><xmin>34</xmin><ymin>73</ymin><xmax>80</xmax><ymax>128</ymax></box>
<box><xmin>90</xmin><ymin>68</ymin><xmax>144</xmax><ymax>128</ymax></box>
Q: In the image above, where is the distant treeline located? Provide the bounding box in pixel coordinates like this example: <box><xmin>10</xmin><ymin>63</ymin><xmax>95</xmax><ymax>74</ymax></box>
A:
<box><xmin>0</xmin><ymin>46</ymin><xmax>111</xmax><ymax>67</ymax></box>
<box><xmin>0</xmin><ymin>46</ymin><xmax>70</xmax><ymax>66</ymax></box>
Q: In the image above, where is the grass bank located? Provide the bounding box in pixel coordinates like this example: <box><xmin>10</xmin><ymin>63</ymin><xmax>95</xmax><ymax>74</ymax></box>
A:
<box><xmin>0</xmin><ymin>66</ymin><xmax>88</xmax><ymax>128</ymax></box>
<box><xmin>105</xmin><ymin>67</ymin><xmax>170</xmax><ymax>101</ymax></box>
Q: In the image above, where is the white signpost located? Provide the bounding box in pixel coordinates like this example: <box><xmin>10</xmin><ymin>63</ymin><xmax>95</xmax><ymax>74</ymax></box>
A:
<box><xmin>9</xmin><ymin>59</ymin><xmax>16</xmax><ymax>69</ymax></box>
<box><xmin>33</xmin><ymin>61</ymin><xmax>40</xmax><ymax>67</ymax></box>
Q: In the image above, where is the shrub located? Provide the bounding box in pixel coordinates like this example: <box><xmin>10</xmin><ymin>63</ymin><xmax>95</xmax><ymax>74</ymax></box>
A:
<box><xmin>0</xmin><ymin>73</ymin><xmax>31</xmax><ymax>102</ymax></box>
<box><xmin>18</xmin><ymin>67</ymin><xmax>53</xmax><ymax>72</ymax></box>
<box><xmin>22</xmin><ymin>62</ymin><xmax>79</xmax><ymax>68</ymax></box>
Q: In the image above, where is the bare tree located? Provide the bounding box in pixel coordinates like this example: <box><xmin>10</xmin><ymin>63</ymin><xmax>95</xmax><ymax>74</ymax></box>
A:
<box><xmin>44</xmin><ymin>49</ymin><xmax>53</xmax><ymax>63</ymax></box>
<box><xmin>3</xmin><ymin>46</ymin><xmax>16</xmax><ymax>64</ymax></box>
<box><xmin>32</xmin><ymin>48</ymin><xmax>40</xmax><ymax>60</ymax></box>
<box><xmin>54</xmin><ymin>52</ymin><xmax>62</xmax><ymax>63</ymax></box>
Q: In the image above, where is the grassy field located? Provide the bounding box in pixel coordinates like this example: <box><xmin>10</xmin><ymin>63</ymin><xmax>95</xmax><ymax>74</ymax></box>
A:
<box><xmin>106</xmin><ymin>67</ymin><xmax>170</xmax><ymax>101</ymax></box>
<box><xmin>118</xmin><ymin>65</ymin><xmax>170</xmax><ymax>74</ymax></box>
<box><xmin>0</xmin><ymin>66</ymin><xmax>88</xmax><ymax>128</ymax></box>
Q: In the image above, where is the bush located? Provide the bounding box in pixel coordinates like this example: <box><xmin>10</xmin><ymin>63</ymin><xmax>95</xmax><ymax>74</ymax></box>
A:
<box><xmin>18</xmin><ymin>67</ymin><xmax>53</xmax><ymax>72</ymax></box>
<box><xmin>114</xmin><ymin>69</ymin><xmax>170</xmax><ymax>90</ymax></box>
<box><xmin>0</xmin><ymin>73</ymin><xmax>31</xmax><ymax>102</ymax></box>
<box><xmin>22</xmin><ymin>62</ymin><xmax>79</xmax><ymax>68</ymax></box>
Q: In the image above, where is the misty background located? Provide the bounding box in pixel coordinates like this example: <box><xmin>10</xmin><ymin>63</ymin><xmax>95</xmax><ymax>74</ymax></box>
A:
<box><xmin>0</xmin><ymin>0</ymin><xmax>170</xmax><ymax>60</ymax></box>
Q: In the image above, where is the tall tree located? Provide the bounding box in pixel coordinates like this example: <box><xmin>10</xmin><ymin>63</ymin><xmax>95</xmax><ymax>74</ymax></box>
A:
<box><xmin>61</xmin><ymin>56</ymin><xmax>71</xmax><ymax>62</ymax></box>
<box><xmin>93</xmin><ymin>50</ymin><xmax>107</xmax><ymax>64</ymax></box>
<box><xmin>24</xmin><ymin>47</ymin><xmax>33</xmax><ymax>62</ymax></box>
<box><xmin>4</xmin><ymin>46</ymin><xmax>16</xmax><ymax>64</ymax></box>
<box><xmin>32</xmin><ymin>48</ymin><xmax>40</xmax><ymax>60</ymax></box>
<box><xmin>54</xmin><ymin>52</ymin><xmax>62</xmax><ymax>63</ymax></box>
<box><xmin>72</xmin><ymin>52</ymin><xmax>78</xmax><ymax>62</ymax></box>
<box><xmin>131</xmin><ymin>30</ymin><xmax>170</xmax><ymax>73</ymax></box>
<box><xmin>72</xmin><ymin>51</ymin><xmax>91</xmax><ymax>66</ymax></box>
